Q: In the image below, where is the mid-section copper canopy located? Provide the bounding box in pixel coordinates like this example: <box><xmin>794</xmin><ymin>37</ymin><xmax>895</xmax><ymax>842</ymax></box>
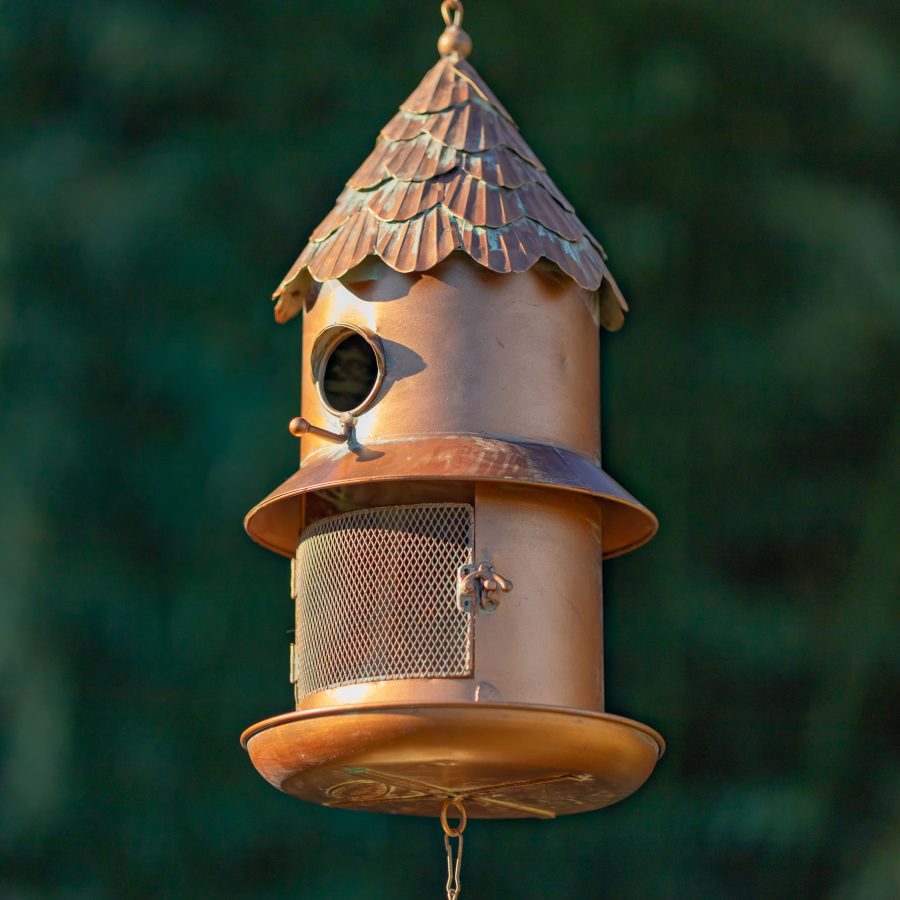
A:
<box><xmin>244</xmin><ymin>434</ymin><xmax>658</xmax><ymax>560</ymax></box>
<box><xmin>272</xmin><ymin>55</ymin><xmax>628</xmax><ymax>331</ymax></box>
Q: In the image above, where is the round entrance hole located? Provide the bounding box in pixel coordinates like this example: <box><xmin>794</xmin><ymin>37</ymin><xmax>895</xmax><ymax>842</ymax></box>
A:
<box><xmin>313</xmin><ymin>325</ymin><xmax>385</xmax><ymax>415</ymax></box>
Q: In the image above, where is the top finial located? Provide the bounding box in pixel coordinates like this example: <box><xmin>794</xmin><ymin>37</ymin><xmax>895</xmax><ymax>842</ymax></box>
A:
<box><xmin>438</xmin><ymin>0</ymin><xmax>472</xmax><ymax>60</ymax></box>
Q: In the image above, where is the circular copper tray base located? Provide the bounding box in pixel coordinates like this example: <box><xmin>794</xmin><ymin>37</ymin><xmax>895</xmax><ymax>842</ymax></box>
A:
<box><xmin>241</xmin><ymin>703</ymin><xmax>664</xmax><ymax>819</ymax></box>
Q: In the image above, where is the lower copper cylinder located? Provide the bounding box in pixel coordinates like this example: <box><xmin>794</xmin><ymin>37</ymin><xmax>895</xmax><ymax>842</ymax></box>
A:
<box><xmin>291</xmin><ymin>483</ymin><xmax>604</xmax><ymax>714</ymax></box>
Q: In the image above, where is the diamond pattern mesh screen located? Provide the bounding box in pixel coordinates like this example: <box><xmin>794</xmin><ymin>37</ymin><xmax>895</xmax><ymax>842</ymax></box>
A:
<box><xmin>293</xmin><ymin>503</ymin><xmax>474</xmax><ymax>698</ymax></box>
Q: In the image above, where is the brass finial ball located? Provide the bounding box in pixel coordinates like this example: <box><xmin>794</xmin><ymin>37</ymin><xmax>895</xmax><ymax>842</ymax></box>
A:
<box><xmin>438</xmin><ymin>25</ymin><xmax>472</xmax><ymax>60</ymax></box>
<box><xmin>288</xmin><ymin>416</ymin><xmax>309</xmax><ymax>438</ymax></box>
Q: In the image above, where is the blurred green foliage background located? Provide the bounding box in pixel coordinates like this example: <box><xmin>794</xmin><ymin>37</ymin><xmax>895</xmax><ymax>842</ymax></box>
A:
<box><xmin>1</xmin><ymin>1</ymin><xmax>898</xmax><ymax>897</ymax></box>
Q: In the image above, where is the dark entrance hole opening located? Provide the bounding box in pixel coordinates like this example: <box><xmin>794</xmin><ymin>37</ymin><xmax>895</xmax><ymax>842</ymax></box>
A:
<box><xmin>320</xmin><ymin>332</ymin><xmax>380</xmax><ymax>413</ymax></box>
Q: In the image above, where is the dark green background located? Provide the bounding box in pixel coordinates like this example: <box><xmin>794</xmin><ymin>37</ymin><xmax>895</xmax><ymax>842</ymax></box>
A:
<box><xmin>2</xmin><ymin>1</ymin><xmax>898</xmax><ymax>897</ymax></box>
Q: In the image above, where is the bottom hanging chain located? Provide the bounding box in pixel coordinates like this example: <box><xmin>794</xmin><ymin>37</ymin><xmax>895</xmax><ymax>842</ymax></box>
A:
<box><xmin>440</xmin><ymin>798</ymin><xmax>468</xmax><ymax>900</ymax></box>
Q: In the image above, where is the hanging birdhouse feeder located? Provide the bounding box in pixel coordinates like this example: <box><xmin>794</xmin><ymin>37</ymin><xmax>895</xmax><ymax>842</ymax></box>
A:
<box><xmin>241</xmin><ymin>1</ymin><xmax>663</xmax><ymax>884</ymax></box>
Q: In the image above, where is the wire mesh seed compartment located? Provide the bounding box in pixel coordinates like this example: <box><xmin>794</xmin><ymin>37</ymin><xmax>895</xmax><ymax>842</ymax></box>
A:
<box><xmin>293</xmin><ymin>503</ymin><xmax>474</xmax><ymax>699</ymax></box>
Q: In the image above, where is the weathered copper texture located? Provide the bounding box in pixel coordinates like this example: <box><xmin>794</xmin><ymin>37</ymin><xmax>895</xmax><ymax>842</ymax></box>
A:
<box><xmin>244</xmin><ymin>258</ymin><xmax>658</xmax><ymax>559</ymax></box>
<box><xmin>271</xmin><ymin>51</ymin><xmax>628</xmax><ymax>331</ymax></box>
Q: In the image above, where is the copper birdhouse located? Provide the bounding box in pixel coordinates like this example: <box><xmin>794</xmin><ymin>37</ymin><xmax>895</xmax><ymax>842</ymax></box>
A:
<box><xmin>242</xmin><ymin>0</ymin><xmax>663</xmax><ymax>844</ymax></box>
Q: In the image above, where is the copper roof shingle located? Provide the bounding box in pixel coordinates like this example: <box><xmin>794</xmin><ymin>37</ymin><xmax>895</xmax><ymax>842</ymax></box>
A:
<box><xmin>273</xmin><ymin>54</ymin><xmax>628</xmax><ymax>330</ymax></box>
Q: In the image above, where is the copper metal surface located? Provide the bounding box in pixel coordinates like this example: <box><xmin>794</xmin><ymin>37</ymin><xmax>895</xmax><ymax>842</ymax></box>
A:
<box><xmin>241</xmin><ymin>703</ymin><xmax>663</xmax><ymax>819</ymax></box>
<box><xmin>271</xmin><ymin>47</ymin><xmax>627</xmax><ymax>330</ymax></box>
<box><xmin>244</xmin><ymin>437</ymin><xmax>657</xmax><ymax>560</ymax></box>
<box><xmin>293</xmin><ymin>486</ymin><xmax>607</xmax><ymax>714</ymax></box>
<box><xmin>466</xmin><ymin>485</ymin><xmax>604</xmax><ymax>710</ymax></box>
<box><xmin>241</xmin><ymin>3</ymin><xmax>664</xmax><ymax>826</ymax></box>
<box><xmin>296</xmin><ymin>259</ymin><xmax>606</xmax><ymax>464</ymax></box>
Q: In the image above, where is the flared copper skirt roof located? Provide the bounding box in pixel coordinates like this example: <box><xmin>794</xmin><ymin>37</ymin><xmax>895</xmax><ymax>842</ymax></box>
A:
<box><xmin>244</xmin><ymin>434</ymin><xmax>657</xmax><ymax>559</ymax></box>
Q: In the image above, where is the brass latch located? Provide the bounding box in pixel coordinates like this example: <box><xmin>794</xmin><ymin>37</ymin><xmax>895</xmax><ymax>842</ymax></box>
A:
<box><xmin>456</xmin><ymin>561</ymin><xmax>512</xmax><ymax>614</ymax></box>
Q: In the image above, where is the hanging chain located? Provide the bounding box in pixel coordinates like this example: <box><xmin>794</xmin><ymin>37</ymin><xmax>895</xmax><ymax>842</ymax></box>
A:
<box><xmin>440</xmin><ymin>798</ymin><xmax>468</xmax><ymax>900</ymax></box>
<box><xmin>444</xmin><ymin>833</ymin><xmax>464</xmax><ymax>900</ymax></box>
<box><xmin>441</xmin><ymin>0</ymin><xmax>464</xmax><ymax>28</ymax></box>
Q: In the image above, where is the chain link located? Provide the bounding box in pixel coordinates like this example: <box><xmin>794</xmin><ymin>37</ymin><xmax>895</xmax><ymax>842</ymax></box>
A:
<box><xmin>444</xmin><ymin>832</ymin><xmax>464</xmax><ymax>900</ymax></box>
<box><xmin>440</xmin><ymin>799</ymin><xmax>468</xmax><ymax>900</ymax></box>
<box><xmin>441</xmin><ymin>0</ymin><xmax>464</xmax><ymax>28</ymax></box>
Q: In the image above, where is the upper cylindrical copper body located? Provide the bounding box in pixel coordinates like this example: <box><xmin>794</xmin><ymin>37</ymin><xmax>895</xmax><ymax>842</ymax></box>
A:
<box><xmin>299</xmin><ymin>257</ymin><xmax>601</xmax><ymax>463</ymax></box>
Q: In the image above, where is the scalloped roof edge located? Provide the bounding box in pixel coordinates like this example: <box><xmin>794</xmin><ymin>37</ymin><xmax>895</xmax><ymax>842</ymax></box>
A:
<box><xmin>272</xmin><ymin>56</ymin><xmax>629</xmax><ymax>332</ymax></box>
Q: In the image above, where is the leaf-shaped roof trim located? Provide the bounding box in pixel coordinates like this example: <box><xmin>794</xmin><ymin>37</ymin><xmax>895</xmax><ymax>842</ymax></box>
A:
<box><xmin>273</xmin><ymin>57</ymin><xmax>629</xmax><ymax>330</ymax></box>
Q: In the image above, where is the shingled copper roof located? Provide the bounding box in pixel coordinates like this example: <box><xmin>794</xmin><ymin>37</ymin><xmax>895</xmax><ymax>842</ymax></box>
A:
<box><xmin>273</xmin><ymin>51</ymin><xmax>629</xmax><ymax>330</ymax></box>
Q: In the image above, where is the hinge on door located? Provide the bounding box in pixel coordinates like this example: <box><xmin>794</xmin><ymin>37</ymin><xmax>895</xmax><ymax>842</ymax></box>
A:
<box><xmin>456</xmin><ymin>560</ymin><xmax>512</xmax><ymax>614</ymax></box>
